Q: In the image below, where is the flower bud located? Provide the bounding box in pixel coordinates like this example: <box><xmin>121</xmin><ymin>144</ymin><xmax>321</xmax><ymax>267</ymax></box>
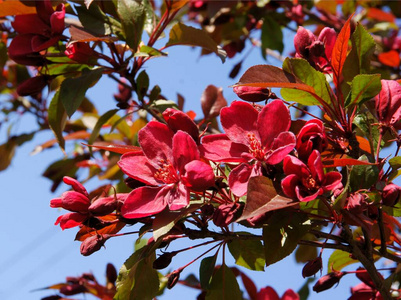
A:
<box><xmin>88</xmin><ymin>196</ymin><xmax>117</xmax><ymax>216</ymax></box>
<box><xmin>312</xmin><ymin>271</ymin><xmax>345</xmax><ymax>293</ymax></box>
<box><xmin>106</xmin><ymin>263</ymin><xmax>118</xmax><ymax>284</ymax></box>
<box><xmin>167</xmin><ymin>269</ymin><xmax>181</xmax><ymax>289</ymax></box>
<box><xmin>41</xmin><ymin>296</ymin><xmax>62</xmax><ymax>300</ymax></box>
<box><xmin>50</xmin><ymin>191</ymin><xmax>90</xmax><ymax>213</ymax></box>
<box><xmin>382</xmin><ymin>183</ymin><xmax>401</xmax><ymax>206</ymax></box>
<box><xmin>233</xmin><ymin>86</ymin><xmax>272</xmax><ymax>102</ymax></box>
<box><xmin>65</xmin><ymin>42</ymin><xmax>95</xmax><ymax>64</ymax></box>
<box><xmin>346</xmin><ymin>193</ymin><xmax>368</xmax><ymax>214</ymax></box>
<box><xmin>213</xmin><ymin>202</ymin><xmax>241</xmax><ymax>227</ymax></box>
<box><xmin>59</xmin><ymin>283</ymin><xmax>87</xmax><ymax>296</ymax></box>
<box><xmin>153</xmin><ymin>252</ymin><xmax>177</xmax><ymax>270</ymax></box>
<box><xmin>80</xmin><ymin>234</ymin><xmax>110</xmax><ymax>256</ymax></box>
<box><xmin>302</xmin><ymin>257</ymin><xmax>322</xmax><ymax>278</ymax></box>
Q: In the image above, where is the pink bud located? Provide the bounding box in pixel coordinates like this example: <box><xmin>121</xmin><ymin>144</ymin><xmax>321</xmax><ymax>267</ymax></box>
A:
<box><xmin>302</xmin><ymin>257</ymin><xmax>322</xmax><ymax>278</ymax></box>
<box><xmin>213</xmin><ymin>202</ymin><xmax>241</xmax><ymax>227</ymax></box>
<box><xmin>106</xmin><ymin>263</ymin><xmax>118</xmax><ymax>284</ymax></box>
<box><xmin>88</xmin><ymin>196</ymin><xmax>117</xmax><ymax>216</ymax></box>
<box><xmin>80</xmin><ymin>234</ymin><xmax>110</xmax><ymax>256</ymax></box>
<box><xmin>50</xmin><ymin>4</ymin><xmax>65</xmax><ymax>35</ymax></box>
<box><xmin>382</xmin><ymin>183</ymin><xmax>401</xmax><ymax>206</ymax></box>
<box><xmin>65</xmin><ymin>42</ymin><xmax>95</xmax><ymax>64</ymax></box>
<box><xmin>313</xmin><ymin>271</ymin><xmax>346</xmax><ymax>293</ymax></box>
<box><xmin>59</xmin><ymin>283</ymin><xmax>87</xmax><ymax>296</ymax></box>
<box><xmin>233</xmin><ymin>86</ymin><xmax>272</xmax><ymax>102</ymax></box>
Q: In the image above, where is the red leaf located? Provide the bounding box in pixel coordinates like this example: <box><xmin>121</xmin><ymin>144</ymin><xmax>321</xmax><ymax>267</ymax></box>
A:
<box><xmin>378</xmin><ymin>50</ymin><xmax>400</xmax><ymax>68</ymax></box>
<box><xmin>69</xmin><ymin>25</ymin><xmax>118</xmax><ymax>43</ymax></box>
<box><xmin>331</xmin><ymin>14</ymin><xmax>353</xmax><ymax>87</ymax></box>
<box><xmin>367</xmin><ymin>8</ymin><xmax>396</xmax><ymax>23</ymax></box>
<box><xmin>75</xmin><ymin>220</ymin><xmax>125</xmax><ymax>241</ymax></box>
<box><xmin>240</xmin><ymin>272</ymin><xmax>258</xmax><ymax>300</ymax></box>
<box><xmin>322</xmin><ymin>157</ymin><xmax>376</xmax><ymax>168</ymax></box>
<box><xmin>32</xmin><ymin>130</ymin><xmax>91</xmax><ymax>155</ymax></box>
<box><xmin>0</xmin><ymin>1</ymin><xmax>36</xmax><ymax>17</ymax></box>
<box><xmin>82</xmin><ymin>142</ymin><xmax>141</xmax><ymax>154</ymax></box>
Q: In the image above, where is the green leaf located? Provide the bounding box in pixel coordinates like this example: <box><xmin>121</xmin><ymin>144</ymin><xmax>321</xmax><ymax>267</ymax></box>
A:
<box><xmin>135</xmin><ymin>45</ymin><xmax>167</xmax><ymax>58</ymax></box>
<box><xmin>281</xmin><ymin>58</ymin><xmax>332</xmax><ymax>106</ymax></box>
<box><xmin>136</xmin><ymin>70</ymin><xmax>149</xmax><ymax>101</ymax></box>
<box><xmin>261</xmin><ymin>15</ymin><xmax>284</xmax><ymax>58</ymax></box>
<box><xmin>48</xmin><ymin>91</ymin><xmax>67</xmax><ymax>151</ymax></box>
<box><xmin>205</xmin><ymin>264</ymin><xmax>242</xmax><ymax>300</ymax></box>
<box><xmin>349</xmin><ymin>155</ymin><xmax>379</xmax><ymax>192</ymax></box>
<box><xmin>150</xmin><ymin>100</ymin><xmax>178</xmax><ymax>112</ymax></box>
<box><xmin>0</xmin><ymin>140</ymin><xmax>16</xmax><ymax>171</ymax></box>
<box><xmin>354</xmin><ymin>111</ymin><xmax>381</xmax><ymax>151</ymax></box>
<box><xmin>166</xmin><ymin>22</ymin><xmax>227</xmax><ymax>63</ymax></box>
<box><xmin>143</xmin><ymin>0</ymin><xmax>158</xmax><ymax>36</ymax></box>
<box><xmin>115</xmin><ymin>244</ymin><xmax>159</xmax><ymax>300</ymax></box>
<box><xmin>238</xmin><ymin>176</ymin><xmax>297</xmax><ymax>221</ymax></box>
<box><xmin>298</xmin><ymin>277</ymin><xmax>315</xmax><ymax>300</ymax></box>
<box><xmin>263</xmin><ymin>211</ymin><xmax>311</xmax><ymax>266</ymax></box>
<box><xmin>117</xmin><ymin>0</ymin><xmax>146</xmax><ymax>50</ymax></box>
<box><xmin>88</xmin><ymin>109</ymin><xmax>119</xmax><ymax>148</ymax></box>
<box><xmin>327</xmin><ymin>250</ymin><xmax>358</xmax><ymax>272</ymax></box>
<box><xmin>227</xmin><ymin>234</ymin><xmax>265</xmax><ymax>271</ymax></box>
<box><xmin>343</xmin><ymin>24</ymin><xmax>376</xmax><ymax>82</ymax></box>
<box><xmin>0</xmin><ymin>42</ymin><xmax>8</xmax><ymax>68</ymax></box>
<box><xmin>346</xmin><ymin>74</ymin><xmax>381</xmax><ymax>107</ymax></box>
<box><xmin>59</xmin><ymin>68</ymin><xmax>103</xmax><ymax>117</ymax></box>
<box><xmin>200</xmin><ymin>255</ymin><xmax>217</xmax><ymax>289</ymax></box>
<box><xmin>389</xmin><ymin>157</ymin><xmax>401</xmax><ymax>170</ymax></box>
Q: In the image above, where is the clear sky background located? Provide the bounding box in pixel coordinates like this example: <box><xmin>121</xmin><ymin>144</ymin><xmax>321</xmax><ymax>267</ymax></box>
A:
<box><xmin>0</xmin><ymin>19</ymin><xmax>385</xmax><ymax>300</ymax></box>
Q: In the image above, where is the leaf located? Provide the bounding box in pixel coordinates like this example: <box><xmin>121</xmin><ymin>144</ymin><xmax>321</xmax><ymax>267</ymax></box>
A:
<box><xmin>327</xmin><ymin>250</ymin><xmax>358</xmax><ymax>272</ymax></box>
<box><xmin>150</xmin><ymin>100</ymin><xmax>178</xmax><ymax>112</ymax></box>
<box><xmin>367</xmin><ymin>7</ymin><xmax>396</xmax><ymax>23</ymax></box>
<box><xmin>378</xmin><ymin>50</ymin><xmax>401</xmax><ymax>68</ymax></box>
<box><xmin>200</xmin><ymin>255</ymin><xmax>217</xmax><ymax>289</ymax></box>
<box><xmin>60</xmin><ymin>68</ymin><xmax>103</xmax><ymax>117</ymax></box>
<box><xmin>88</xmin><ymin>109</ymin><xmax>120</xmax><ymax>149</ymax></box>
<box><xmin>201</xmin><ymin>85</ymin><xmax>227</xmax><ymax>119</ymax></box>
<box><xmin>349</xmin><ymin>155</ymin><xmax>379</xmax><ymax>192</ymax></box>
<box><xmin>238</xmin><ymin>176</ymin><xmax>298</xmax><ymax>222</ymax></box>
<box><xmin>168</xmin><ymin>0</ymin><xmax>189</xmax><ymax>10</ymax></box>
<box><xmin>322</xmin><ymin>157</ymin><xmax>377</xmax><ymax>168</ymax></box>
<box><xmin>32</xmin><ymin>131</ymin><xmax>91</xmax><ymax>155</ymax></box>
<box><xmin>282</xmin><ymin>58</ymin><xmax>332</xmax><ymax>106</ymax></box>
<box><xmin>331</xmin><ymin>14</ymin><xmax>353</xmax><ymax>87</ymax></box>
<box><xmin>69</xmin><ymin>25</ymin><xmax>118</xmax><ymax>43</ymax></box>
<box><xmin>136</xmin><ymin>70</ymin><xmax>149</xmax><ymax>101</ymax></box>
<box><xmin>165</xmin><ymin>22</ymin><xmax>227</xmax><ymax>63</ymax></box>
<box><xmin>239</xmin><ymin>272</ymin><xmax>258</xmax><ymax>300</ymax></box>
<box><xmin>263</xmin><ymin>211</ymin><xmax>311</xmax><ymax>266</ymax></box>
<box><xmin>343</xmin><ymin>24</ymin><xmax>376</xmax><ymax>82</ymax></box>
<box><xmin>115</xmin><ymin>245</ymin><xmax>160</xmax><ymax>300</ymax></box>
<box><xmin>346</xmin><ymin>74</ymin><xmax>381</xmax><ymax>107</ymax></box>
<box><xmin>48</xmin><ymin>91</ymin><xmax>67</xmax><ymax>151</ymax></box>
<box><xmin>297</xmin><ymin>278</ymin><xmax>315</xmax><ymax>300</ymax></box>
<box><xmin>83</xmin><ymin>142</ymin><xmax>141</xmax><ymax>154</ymax></box>
<box><xmin>227</xmin><ymin>234</ymin><xmax>265</xmax><ymax>271</ymax></box>
<box><xmin>261</xmin><ymin>14</ymin><xmax>284</xmax><ymax>58</ymax></box>
<box><xmin>75</xmin><ymin>220</ymin><xmax>125</xmax><ymax>241</ymax></box>
<box><xmin>0</xmin><ymin>140</ymin><xmax>16</xmax><ymax>171</ymax></box>
<box><xmin>389</xmin><ymin>157</ymin><xmax>401</xmax><ymax>170</ymax></box>
<box><xmin>0</xmin><ymin>1</ymin><xmax>36</xmax><ymax>17</ymax></box>
<box><xmin>117</xmin><ymin>0</ymin><xmax>146</xmax><ymax>50</ymax></box>
<box><xmin>205</xmin><ymin>264</ymin><xmax>242</xmax><ymax>300</ymax></box>
<box><xmin>134</xmin><ymin>45</ymin><xmax>167</xmax><ymax>58</ymax></box>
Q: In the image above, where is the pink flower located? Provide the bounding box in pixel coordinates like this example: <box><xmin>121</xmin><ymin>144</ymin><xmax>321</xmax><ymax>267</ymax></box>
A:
<box><xmin>163</xmin><ymin>108</ymin><xmax>200</xmax><ymax>144</ymax></box>
<box><xmin>65</xmin><ymin>42</ymin><xmax>95</xmax><ymax>64</ymax></box>
<box><xmin>118</xmin><ymin>122</ymin><xmax>215</xmax><ymax>219</ymax></box>
<box><xmin>257</xmin><ymin>286</ymin><xmax>299</xmax><ymax>300</ymax></box>
<box><xmin>296</xmin><ymin>119</ymin><xmax>328</xmax><ymax>161</ymax></box>
<box><xmin>374</xmin><ymin>79</ymin><xmax>401</xmax><ymax>130</ymax></box>
<box><xmin>201</xmin><ymin>100</ymin><xmax>296</xmax><ymax>196</ymax></box>
<box><xmin>294</xmin><ymin>26</ymin><xmax>336</xmax><ymax>72</ymax></box>
<box><xmin>281</xmin><ymin>150</ymin><xmax>342</xmax><ymax>202</ymax></box>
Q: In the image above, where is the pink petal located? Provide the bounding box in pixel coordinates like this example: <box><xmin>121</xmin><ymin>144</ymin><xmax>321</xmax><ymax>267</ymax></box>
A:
<box><xmin>294</xmin><ymin>26</ymin><xmax>316</xmax><ymax>57</ymax></box>
<box><xmin>376</xmin><ymin>80</ymin><xmax>401</xmax><ymax>126</ymax></box>
<box><xmin>228</xmin><ymin>163</ymin><xmax>260</xmax><ymax>197</ymax></box>
<box><xmin>258</xmin><ymin>100</ymin><xmax>291</xmax><ymax>148</ymax></box>
<box><xmin>281</xmin><ymin>174</ymin><xmax>299</xmax><ymax>199</ymax></box>
<box><xmin>307</xmin><ymin>150</ymin><xmax>324</xmax><ymax>182</ymax></box>
<box><xmin>55</xmin><ymin>212</ymin><xmax>87</xmax><ymax>230</ymax></box>
<box><xmin>162</xmin><ymin>182</ymin><xmax>189</xmax><ymax>211</ymax></box>
<box><xmin>281</xmin><ymin>289</ymin><xmax>300</xmax><ymax>300</ymax></box>
<box><xmin>318</xmin><ymin>27</ymin><xmax>336</xmax><ymax>60</ymax></box>
<box><xmin>163</xmin><ymin>108</ymin><xmax>199</xmax><ymax>144</ymax></box>
<box><xmin>200</xmin><ymin>134</ymin><xmax>248</xmax><ymax>162</ymax></box>
<box><xmin>50</xmin><ymin>4</ymin><xmax>65</xmax><ymax>35</ymax></box>
<box><xmin>12</xmin><ymin>14</ymin><xmax>49</xmax><ymax>35</ymax></box>
<box><xmin>122</xmin><ymin>186</ymin><xmax>166</xmax><ymax>218</ymax></box>
<box><xmin>323</xmin><ymin>171</ymin><xmax>343</xmax><ymax>192</ymax></box>
<box><xmin>283</xmin><ymin>155</ymin><xmax>310</xmax><ymax>179</ymax></box>
<box><xmin>182</xmin><ymin>160</ymin><xmax>215</xmax><ymax>191</ymax></box>
<box><xmin>118</xmin><ymin>151</ymin><xmax>159</xmax><ymax>185</ymax></box>
<box><xmin>257</xmin><ymin>286</ymin><xmax>280</xmax><ymax>300</ymax></box>
<box><xmin>265</xmin><ymin>131</ymin><xmax>296</xmax><ymax>165</ymax></box>
<box><xmin>63</xmin><ymin>176</ymin><xmax>89</xmax><ymax>197</ymax></box>
<box><xmin>221</xmin><ymin>101</ymin><xmax>259</xmax><ymax>146</ymax></box>
<box><xmin>172</xmin><ymin>130</ymin><xmax>199</xmax><ymax>172</ymax></box>
<box><xmin>60</xmin><ymin>191</ymin><xmax>90</xmax><ymax>213</ymax></box>
<box><xmin>296</xmin><ymin>186</ymin><xmax>321</xmax><ymax>202</ymax></box>
<box><xmin>138</xmin><ymin>121</ymin><xmax>174</xmax><ymax>166</ymax></box>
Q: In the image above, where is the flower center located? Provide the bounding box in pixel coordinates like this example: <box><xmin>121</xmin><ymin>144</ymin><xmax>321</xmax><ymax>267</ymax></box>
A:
<box><xmin>154</xmin><ymin>159</ymin><xmax>179</xmax><ymax>184</ymax></box>
<box><xmin>247</xmin><ymin>133</ymin><xmax>265</xmax><ymax>161</ymax></box>
<box><xmin>303</xmin><ymin>175</ymin><xmax>318</xmax><ymax>191</ymax></box>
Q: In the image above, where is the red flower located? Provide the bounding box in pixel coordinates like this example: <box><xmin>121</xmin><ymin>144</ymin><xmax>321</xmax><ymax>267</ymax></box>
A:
<box><xmin>294</xmin><ymin>26</ymin><xmax>336</xmax><ymax>72</ymax></box>
<box><xmin>118</xmin><ymin>122</ymin><xmax>215</xmax><ymax>219</ymax></box>
<box><xmin>163</xmin><ymin>108</ymin><xmax>200</xmax><ymax>144</ymax></box>
<box><xmin>201</xmin><ymin>100</ymin><xmax>296</xmax><ymax>196</ymax></box>
<box><xmin>257</xmin><ymin>286</ymin><xmax>299</xmax><ymax>300</ymax></box>
<box><xmin>374</xmin><ymin>79</ymin><xmax>401</xmax><ymax>130</ymax></box>
<box><xmin>281</xmin><ymin>150</ymin><xmax>342</xmax><ymax>202</ymax></box>
<box><xmin>65</xmin><ymin>42</ymin><xmax>95</xmax><ymax>64</ymax></box>
<box><xmin>296</xmin><ymin>119</ymin><xmax>328</xmax><ymax>161</ymax></box>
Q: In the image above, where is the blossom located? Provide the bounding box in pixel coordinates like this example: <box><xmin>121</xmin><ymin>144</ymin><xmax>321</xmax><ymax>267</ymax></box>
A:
<box><xmin>118</xmin><ymin>121</ymin><xmax>215</xmax><ymax>219</ymax></box>
<box><xmin>374</xmin><ymin>79</ymin><xmax>401</xmax><ymax>130</ymax></box>
<box><xmin>294</xmin><ymin>26</ymin><xmax>336</xmax><ymax>72</ymax></box>
<box><xmin>256</xmin><ymin>286</ymin><xmax>299</xmax><ymax>300</ymax></box>
<box><xmin>201</xmin><ymin>100</ymin><xmax>296</xmax><ymax>196</ymax></box>
<box><xmin>382</xmin><ymin>183</ymin><xmax>401</xmax><ymax>206</ymax></box>
<box><xmin>281</xmin><ymin>150</ymin><xmax>342</xmax><ymax>202</ymax></box>
<box><xmin>65</xmin><ymin>42</ymin><xmax>95</xmax><ymax>64</ymax></box>
<box><xmin>296</xmin><ymin>119</ymin><xmax>328</xmax><ymax>161</ymax></box>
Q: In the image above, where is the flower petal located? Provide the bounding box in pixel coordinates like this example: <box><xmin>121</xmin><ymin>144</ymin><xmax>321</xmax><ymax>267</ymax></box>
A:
<box><xmin>318</xmin><ymin>27</ymin><xmax>336</xmax><ymax>60</ymax></box>
<box><xmin>323</xmin><ymin>171</ymin><xmax>343</xmax><ymax>192</ymax></box>
<box><xmin>296</xmin><ymin>186</ymin><xmax>321</xmax><ymax>202</ymax></box>
<box><xmin>307</xmin><ymin>150</ymin><xmax>324</xmax><ymax>182</ymax></box>
<box><xmin>281</xmin><ymin>174</ymin><xmax>299</xmax><ymax>199</ymax></box>
<box><xmin>162</xmin><ymin>182</ymin><xmax>189</xmax><ymax>211</ymax></box>
<box><xmin>173</xmin><ymin>130</ymin><xmax>199</xmax><ymax>172</ymax></box>
<box><xmin>200</xmin><ymin>134</ymin><xmax>248</xmax><ymax>162</ymax></box>
<box><xmin>265</xmin><ymin>131</ymin><xmax>296</xmax><ymax>165</ymax></box>
<box><xmin>55</xmin><ymin>212</ymin><xmax>87</xmax><ymax>230</ymax></box>
<box><xmin>118</xmin><ymin>151</ymin><xmax>159</xmax><ymax>185</ymax></box>
<box><xmin>122</xmin><ymin>186</ymin><xmax>166</xmax><ymax>218</ymax></box>
<box><xmin>138</xmin><ymin>121</ymin><xmax>174</xmax><ymax>166</ymax></box>
<box><xmin>182</xmin><ymin>160</ymin><xmax>215</xmax><ymax>191</ymax></box>
<box><xmin>163</xmin><ymin>108</ymin><xmax>199</xmax><ymax>144</ymax></box>
<box><xmin>229</xmin><ymin>163</ymin><xmax>261</xmax><ymax>197</ymax></box>
<box><xmin>258</xmin><ymin>100</ymin><xmax>291</xmax><ymax>148</ymax></box>
<box><xmin>221</xmin><ymin>101</ymin><xmax>259</xmax><ymax>146</ymax></box>
<box><xmin>63</xmin><ymin>176</ymin><xmax>89</xmax><ymax>197</ymax></box>
<box><xmin>283</xmin><ymin>155</ymin><xmax>310</xmax><ymax>179</ymax></box>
